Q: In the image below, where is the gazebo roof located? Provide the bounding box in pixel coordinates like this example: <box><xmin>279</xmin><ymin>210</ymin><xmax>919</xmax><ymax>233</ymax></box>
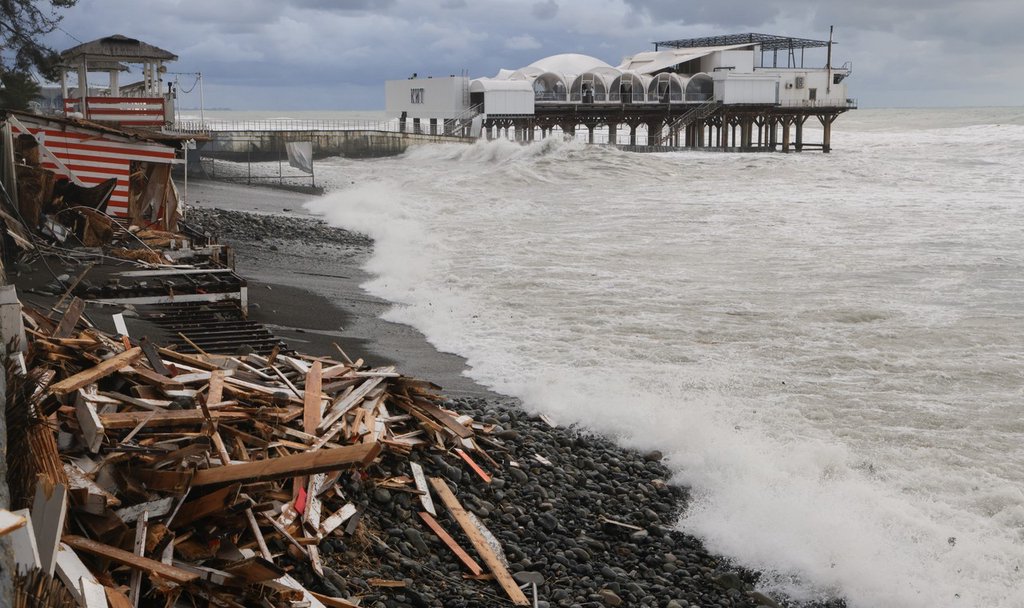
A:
<box><xmin>61</xmin><ymin>35</ymin><xmax>178</xmax><ymax>64</ymax></box>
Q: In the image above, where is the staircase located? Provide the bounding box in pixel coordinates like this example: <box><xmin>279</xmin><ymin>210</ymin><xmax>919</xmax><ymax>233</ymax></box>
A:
<box><xmin>666</xmin><ymin>99</ymin><xmax>720</xmax><ymax>133</ymax></box>
<box><xmin>447</xmin><ymin>103</ymin><xmax>484</xmax><ymax>137</ymax></box>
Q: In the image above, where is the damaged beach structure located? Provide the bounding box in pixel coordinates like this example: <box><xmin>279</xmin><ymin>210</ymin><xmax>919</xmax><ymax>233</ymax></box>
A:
<box><xmin>387</xmin><ymin>32</ymin><xmax>856</xmax><ymax>152</ymax></box>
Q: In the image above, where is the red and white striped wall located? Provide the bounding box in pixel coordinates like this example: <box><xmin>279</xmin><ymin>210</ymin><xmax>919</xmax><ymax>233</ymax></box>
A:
<box><xmin>64</xmin><ymin>97</ymin><xmax>167</xmax><ymax>127</ymax></box>
<box><xmin>12</xmin><ymin>116</ymin><xmax>176</xmax><ymax>218</ymax></box>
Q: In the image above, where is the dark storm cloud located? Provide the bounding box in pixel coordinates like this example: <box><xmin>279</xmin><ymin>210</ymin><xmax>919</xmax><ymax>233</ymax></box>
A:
<box><xmin>39</xmin><ymin>0</ymin><xmax>1024</xmax><ymax>109</ymax></box>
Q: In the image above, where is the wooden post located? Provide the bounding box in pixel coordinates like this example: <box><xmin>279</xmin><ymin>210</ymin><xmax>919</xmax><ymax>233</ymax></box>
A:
<box><xmin>781</xmin><ymin>118</ymin><xmax>792</xmax><ymax>152</ymax></box>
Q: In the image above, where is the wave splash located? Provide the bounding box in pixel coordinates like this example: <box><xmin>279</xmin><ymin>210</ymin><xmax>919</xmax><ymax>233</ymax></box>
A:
<box><xmin>304</xmin><ymin>129</ymin><xmax>1024</xmax><ymax>608</ymax></box>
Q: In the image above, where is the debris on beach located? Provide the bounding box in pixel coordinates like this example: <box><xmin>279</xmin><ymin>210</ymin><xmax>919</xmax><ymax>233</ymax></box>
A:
<box><xmin>5</xmin><ymin>301</ymin><xmax>531</xmax><ymax>607</ymax></box>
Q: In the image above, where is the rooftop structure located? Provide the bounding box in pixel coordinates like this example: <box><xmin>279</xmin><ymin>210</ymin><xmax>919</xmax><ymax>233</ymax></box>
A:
<box><xmin>57</xmin><ymin>35</ymin><xmax>179</xmax><ymax>127</ymax></box>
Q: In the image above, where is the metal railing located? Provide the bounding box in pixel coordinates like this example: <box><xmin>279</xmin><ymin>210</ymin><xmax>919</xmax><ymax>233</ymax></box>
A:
<box><xmin>666</xmin><ymin>98</ymin><xmax>721</xmax><ymax>132</ymax></box>
<box><xmin>776</xmin><ymin>98</ymin><xmax>858</xmax><ymax>109</ymax></box>
<box><xmin>174</xmin><ymin>118</ymin><xmax>403</xmax><ymax>133</ymax></box>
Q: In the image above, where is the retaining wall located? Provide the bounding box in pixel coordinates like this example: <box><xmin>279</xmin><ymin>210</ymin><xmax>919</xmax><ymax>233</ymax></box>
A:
<box><xmin>197</xmin><ymin>129</ymin><xmax>472</xmax><ymax>161</ymax></box>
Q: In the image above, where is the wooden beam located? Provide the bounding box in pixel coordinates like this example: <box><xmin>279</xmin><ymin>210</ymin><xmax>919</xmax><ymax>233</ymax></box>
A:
<box><xmin>49</xmin><ymin>347</ymin><xmax>143</xmax><ymax>396</ymax></box>
<box><xmin>55</xmin><ymin>542</ymin><xmax>106</xmax><ymax>608</ymax></box>
<box><xmin>129</xmin><ymin>511</ymin><xmax>148</xmax><ymax>607</ymax></box>
<box><xmin>63</xmin><ymin>534</ymin><xmax>200</xmax><ymax>585</ymax></box>
<box><xmin>418</xmin><ymin>511</ymin><xmax>483</xmax><ymax>576</ymax></box>
<box><xmin>52</xmin><ymin>297</ymin><xmax>85</xmax><ymax>339</ymax></box>
<box><xmin>99</xmin><ymin>409</ymin><xmax>249</xmax><ymax>429</ymax></box>
<box><xmin>454</xmin><ymin>448</ymin><xmax>491</xmax><ymax>484</ymax></box>
<box><xmin>191</xmin><ymin>443</ymin><xmax>381</xmax><ymax>487</ymax></box>
<box><xmin>31</xmin><ymin>482</ymin><xmax>67</xmax><ymax>576</ymax></box>
<box><xmin>410</xmin><ymin>462</ymin><xmax>436</xmax><ymax>516</ymax></box>
<box><xmin>429</xmin><ymin>477</ymin><xmax>527</xmax><ymax>605</ymax></box>
<box><xmin>303</xmin><ymin>361</ymin><xmax>323</xmax><ymax>435</ymax></box>
<box><xmin>172</xmin><ymin>483</ymin><xmax>241</xmax><ymax>528</ymax></box>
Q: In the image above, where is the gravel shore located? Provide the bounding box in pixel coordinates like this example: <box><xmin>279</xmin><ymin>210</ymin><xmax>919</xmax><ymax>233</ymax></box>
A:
<box><xmin>182</xmin><ymin>181</ymin><xmax>843</xmax><ymax>608</ymax></box>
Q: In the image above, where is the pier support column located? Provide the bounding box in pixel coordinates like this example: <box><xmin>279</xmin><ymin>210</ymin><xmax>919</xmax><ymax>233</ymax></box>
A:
<box><xmin>629</xmin><ymin>124</ymin><xmax>637</xmax><ymax>146</ymax></box>
<box><xmin>608</xmin><ymin>123</ymin><xmax>617</xmax><ymax>145</ymax></box>
<box><xmin>795</xmin><ymin>115</ymin><xmax>808</xmax><ymax>152</ymax></box>
<box><xmin>818</xmin><ymin>113</ymin><xmax>838</xmax><ymax>153</ymax></box>
<box><xmin>780</xmin><ymin>117</ymin><xmax>793</xmax><ymax>152</ymax></box>
<box><xmin>587</xmin><ymin>124</ymin><xmax>595</xmax><ymax>144</ymax></box>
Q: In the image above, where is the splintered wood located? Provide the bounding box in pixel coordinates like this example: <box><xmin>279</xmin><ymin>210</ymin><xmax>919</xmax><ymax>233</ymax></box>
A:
<box><xmin>11</xmin><ymin>300</ymin><xmax>523</xmax><ymax>607</ymax></box>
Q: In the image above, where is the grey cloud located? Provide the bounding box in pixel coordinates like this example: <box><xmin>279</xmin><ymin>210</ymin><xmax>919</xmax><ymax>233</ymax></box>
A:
<box><xmin>621</xmin><ymin>0</ymin><xmax>779</xmax><ymax>27</ymax></box>
<box><xmin>532</xmin><ymin>0</ymin><xmax>559</xmax><ymax>20</ymax></box>
<box><xmin>441</xmin><ymin>0</ymin><xmax>468</xmax><ymax>8</ymax></box>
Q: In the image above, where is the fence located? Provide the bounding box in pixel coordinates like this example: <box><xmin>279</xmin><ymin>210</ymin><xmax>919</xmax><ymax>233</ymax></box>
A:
<box><xmin>195</xmin><ymin>134</ymin><xmax>320</xmax><ymax>192</ymax></box>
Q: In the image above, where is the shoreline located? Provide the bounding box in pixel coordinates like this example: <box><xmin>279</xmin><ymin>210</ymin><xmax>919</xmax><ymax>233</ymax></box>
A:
<box><xmin>182</xmin><ymin>177</ymin><xmax>841</xmax><ymax>608</ymax></box>
<box><xmin>185</xmin><ymin>179</ymin><xmax>499</xmax><ymax>400</ymax></box>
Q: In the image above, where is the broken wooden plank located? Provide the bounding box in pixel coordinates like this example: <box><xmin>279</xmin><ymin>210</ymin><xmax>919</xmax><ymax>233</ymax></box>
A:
<box><xmin>63</xmin><ymin>534</ymin><xmax>200</xmax><ymax>585</ymax></box>
<box><xmin>410</xmin><ymin>462</ymin><xmax>436</xmax><ymax>517</ymax></box>
<box><xmin>74</xmin><ymin>393</ymin><xmax>104</xmax><ymax>453</ymax></box>
<box><xmin>10</xmin><ymin>509</ymin><xmax>39</xmax><ymax>570</ymax></box>
<box><xmin>222</xmin><ymin>556</ymin><xmax>285</xmax><ymax>584</ymax></box>
<box><xmin>123</xmin><ymin>365</ymin><xmax>185</xmax><ymax>391</ymax></box>
<box><xmin>52</xmin><ymin>297</ymin><xmax>85</xmax><ymax>339</ymax></box>
<box><xmin>454</xmin><ymin>448</ymin><xmax>491</xmax><ymax>484</ymax></box>
<box><xmin>191</xmin><ymin>443</ymin><xmax>381</xmax><ymax>487</ymax></box>
<box><xmin>49</xmin><ymin>347</ymin><xmax>143</xmax><ymax>396</ymax></box>
<box><xmin>418</xmin><ymin>511</ymin><xmax>483</xmax><ymax>576</ymax></box>
<box><xmin>31</xmin><ymin>482</ymin><xmax>67</xmax><ymax>576</ymax></box>
<box><xmin>140</xmin><ymin>339</ymin><xmax>171</xmax><ymax>376</ymax></box>
<box><xmin>428</xmin><ymin>477</ymin><xmax>528</xmax><ymax>605</ymax></box>
<box><xmin>115</xmin><ymin>497</ymin><xmax>174</xmax><ymax>524</ymax></box>
<box><xmin>55</xmin><ymin>542</ymin><xmax>105</xmax><ymax>608</ymax></box>
<box><xmin>129</xmin><ymin>511</ymin><xmax>148</xmax><ymax>607</ymax></box>
<box><xmin>173</xmin><ymin>483</ymin><xmax>241</xmax><ymax>528</ymax></box>
<box><xmin>99</xmin><ymin>409</ymin><xmax>249</xmax><ymax>429</ymax></box>
<box><xmin>318</xmin><ymin>375</ymin><xmax>387</xmax><ymax>432</ymax></box>
<box><xmin>303</xmin><ymin>361</ymin><xmax>323</xmax><ymax>435</ymax></box>
<box><xmin>319</xmin><ymin>504</ymin><xmax>357</xmax><ymax>537</ymax></box>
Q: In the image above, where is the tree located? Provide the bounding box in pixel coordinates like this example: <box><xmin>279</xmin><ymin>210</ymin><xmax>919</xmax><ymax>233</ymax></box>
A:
<box><xmin>0</xmin><ymin>0</ymin><xmax>78</xmax><ymax>81</ymax></box>
<box><xmin>0</xmin><ymin>68</ymin><xmax>42</xmax><ymax>110</ymax></box>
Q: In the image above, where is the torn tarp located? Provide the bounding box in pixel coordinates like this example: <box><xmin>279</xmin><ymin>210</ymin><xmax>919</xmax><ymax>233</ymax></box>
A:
<box><xmin>285</xmin><ymin>141</ymin><xmax>314</xmax><ymax>174</ymax></box>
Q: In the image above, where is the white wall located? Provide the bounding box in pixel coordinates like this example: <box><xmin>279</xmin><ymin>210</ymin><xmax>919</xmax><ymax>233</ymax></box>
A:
<box><xmin>758</xmin><ymin>69</ymin><xmax>849</xmax><ymax>106</ymax></box>
<box><xmin>713</xmin><ymin>73</ymin><xmax>778</xmax><ymax>104</ymax></box>
<box><xmin>385</xmin><ymin>77</ymin><xmax>468</xmax><ymax>119</ymax></box>
<box><xmin>483</xmin><ymin>90</ymin><xmax>534</xmax><ymax>115</ymax></box>
<box><xmin>701</xmin><ymin>50</ymin><xmax>755</xmax><ymax>74</ymax></box>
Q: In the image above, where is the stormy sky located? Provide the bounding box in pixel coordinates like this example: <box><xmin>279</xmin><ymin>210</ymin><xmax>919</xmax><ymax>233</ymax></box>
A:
<box><xmin>41</xmin><ymin>0</ymin><xmax>1024</xmax><ymax>110</ymax></box>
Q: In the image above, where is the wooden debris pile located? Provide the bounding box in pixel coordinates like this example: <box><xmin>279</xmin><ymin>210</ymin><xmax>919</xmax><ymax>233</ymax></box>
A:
<box><xmin>6</xmin><ymin>300</ymin><xmax>531</xmax><ymax>607</ymax></box>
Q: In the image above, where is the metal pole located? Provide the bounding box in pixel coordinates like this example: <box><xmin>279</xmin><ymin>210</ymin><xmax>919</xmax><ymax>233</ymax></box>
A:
<box><xmin>826</xmin><ymin>26</ymin><xmax>834</xmax><ymax>95</ymax></box>
<box><xmin>199</xmin><ymin>72</ymin><xmax>206</xmax><ymax>126</ymax></box>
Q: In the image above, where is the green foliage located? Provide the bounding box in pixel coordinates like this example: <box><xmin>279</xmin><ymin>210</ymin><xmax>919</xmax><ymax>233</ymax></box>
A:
<box><xmin>0</xmin><ymin>69</ymin><xmax>42</xmax><ymax>111</ymax></box>
<box><xmin>0</xmin><ymin>0</ymin><xmax>78</xmax><ymax>82</ymax></box>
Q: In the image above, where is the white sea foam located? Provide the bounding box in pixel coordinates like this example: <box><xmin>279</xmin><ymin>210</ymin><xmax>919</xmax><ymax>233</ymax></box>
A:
<box><xmin>305</xmin><ymin>109</ymin><xmax>1024</xmax><ymax>608</ymax></box>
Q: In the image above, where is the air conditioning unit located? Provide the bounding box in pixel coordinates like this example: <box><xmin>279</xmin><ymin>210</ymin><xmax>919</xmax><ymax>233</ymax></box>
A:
<box><xmin>795</xmin><ymin>76</ymin><xmax>806</xmax><ymax>89</ymax></box>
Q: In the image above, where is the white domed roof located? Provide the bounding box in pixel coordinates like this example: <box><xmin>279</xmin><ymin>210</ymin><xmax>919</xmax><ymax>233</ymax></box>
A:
<box><xmin>528</xmin><ymin>53</ymin><xmax>611</xmax><ymax>76</ymax></box>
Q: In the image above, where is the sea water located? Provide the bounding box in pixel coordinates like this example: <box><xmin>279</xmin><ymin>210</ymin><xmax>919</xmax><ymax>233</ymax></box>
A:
<box><xmin>296</xmin><ymin>108</ymin><xmax>1023</xmax><ymax>607</ymax></box>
